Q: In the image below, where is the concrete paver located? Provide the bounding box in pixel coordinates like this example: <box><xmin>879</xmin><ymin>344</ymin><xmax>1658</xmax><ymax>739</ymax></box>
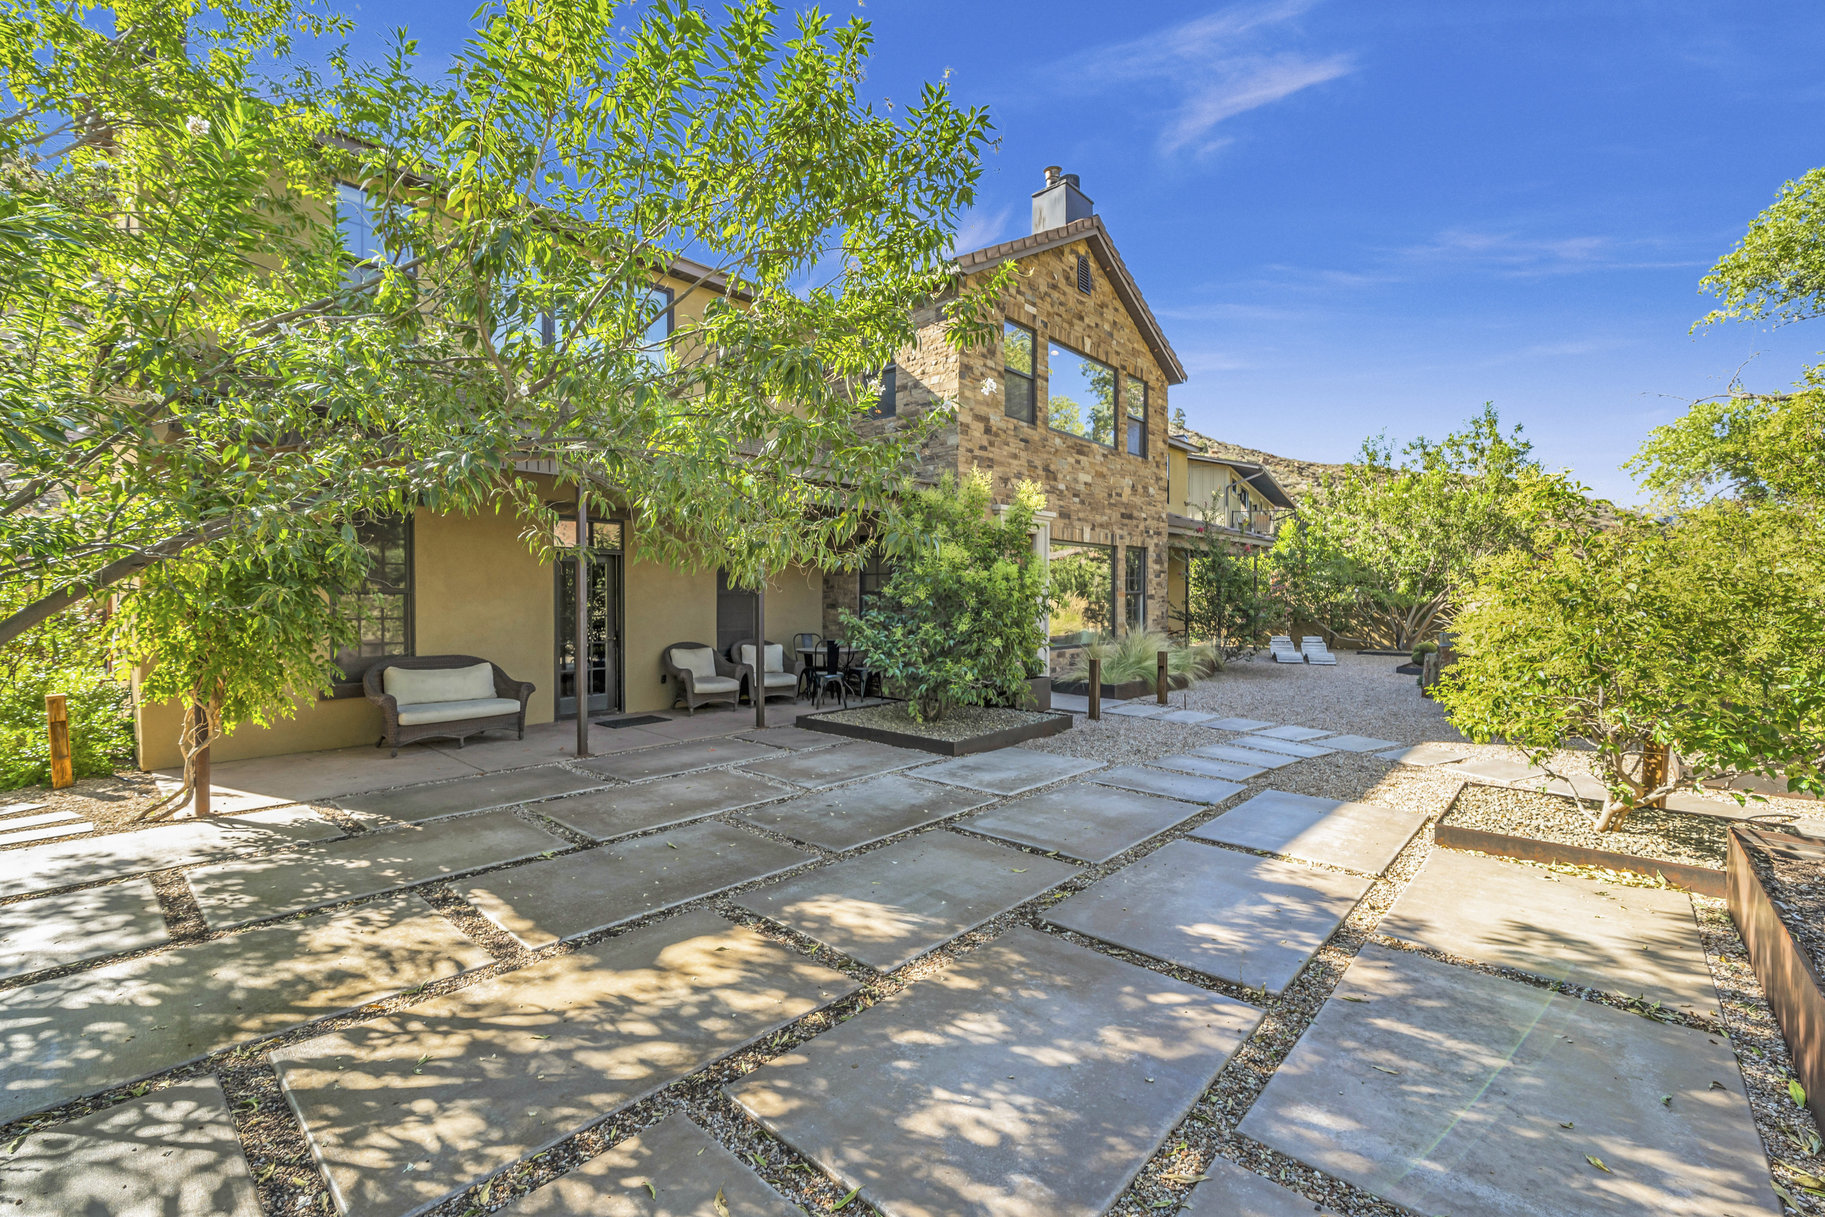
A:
<box><xmin>1181</xmin><ymin>1159</ymin><xmax>1335</xmax><ymax>1217</ymax></box>
<box><xmin>740</xmin><ymin>742</ymin><xmax>932</xmax><ymax>790</ymax></box>
<box><xmin>733</xmin><ymin>833</ymin><xmax>1076</xmax><ymax>970</ymax></box>
<box><xmin>1376</xmin><ymin>744</ymin><xmax>1469</xmax><ymax>766</ymax></box>
<box><xmin>536</xmin><ymin>770</ymin><xmax>787</xmax><ymax>841</ymax></box>
<box><xmin>336</xmin><ymin>766</ymin><xmax>607</xmax><ymax>824</ymax></box>
<box><xmin>1380</xmin><ymin>849</ymin><xmax>1719</xmax><ymax>1012</ymax></box>
<box><xmin>1191</xmin><ymin>744</ymin><xmax>1298</xmax><ymax>770</ymax></box>
<box><xmin>0</xmin><ymin>879</ymin><xmax>168</xmax><ymax>980</ymax></box>
<box><xmin>273</xmin><ymin>910</ymin><xmax>858</xmax><ymax>1217</ymax></box>
<box><xmin>1239</xmin><ymin>944</ymin><xmax>1780</xmax><ymax>1217</ymax></box>
<box><xmin>579</xmin><ymin>738</ymin><xmax>785</xmax><ymax>782</ymax></box>
<box><xmin>733</xmin><ymin>727</ymin><xmax>843</xmax><ymax>751</ymax></box>
<box><xmin>1155</xmin><ymin>709</ymin><xmax>1219</xmax><ymax>725</ymax></box>
<box><xmin>732</xmin><ymin>775</ymin><xmax>991</xmax><ymax>851</ymax></box>
<box><xmin>0</xmin><ymin>807</ymin><xmax>342</xmax><ymax>900</ymax></box>
<box><xmin>0</xmin><ymin>894</ymin><xmax>489</xmax><ymax>1124</ymax></box>
<box><xmin>496</xmin><ymin>1113</ymin><xmax>799</xmax><ymax>1215</ymax></box>
<box><xmin>960</xmin><ymin>784</ymin><xmax>1206</xmax><ymax>865</ymax></box>
<box><xmin>1313</xmin><ymin>734</ymin><xmax>1401</xmax><ymax>753</ymax></box>
<box><xmin>731</xmin><ymin>927</ymin><xmax>1263</xmax><ymax>1217</ymax></box>
<box><xmin>1105</xmin><ymin>702</ymin><xmax>1167</xmax><ymax>718</ymax></box>
<box><xmin>186</xmin><ymin>810</ymin><xmax>567</xmax><ymax>931</ymax></box>
<box><xmin>915</xmin><ymin>748</ymin><xmax>1104</xmax><ymax>796</ymax></box>
<box><xmin>1048</xmin><ymin>692</ymin><xmax>1090</xmax><ymax>714</ymax></box>
<box><xmin>458</xmin><ymin>821</ymin><xmax>812</xmax><ymax>949</ymax></box>
<box><xmin>1234</xmin><ymin>735</ymin><xmax>1333</xmax><ymax>758</ymax></box>
<box><xmin>0</xmin><ymin>1080</ymin><xmax>259</xmax><ymax>1217</ymax></box>
<box><xmin>1190</xmin><ymin>789</ymin><xmax>1424</xmax><ymax>875</ymax></box>
<box><xmin>1044</xmin><ymin>840</ymin><xmax>1370</xmax><ymax>993</ymax></box>
<box><xmin>1150</xmin><ymin>754</ymin><xmax>1267</xmax><ymax>782</ymax></box>
<box><xmin>1252</xmin><ymin>725</ymin><xmax>1334</xmax><ymax>741</ymax></box>
<box><xmin>1441</xmin><ymin>755</ymin><xmax>1551</xmax><ymax>787</ymax></box>
<box><xmin>1203</xmin><ymin>717</ymin><xmax>1274</xmax><ymax>731</ymax></box>
<box><xmin>1086</xmin><ymin>766</ymin><xmax>1244</xmax><ymax>805</ymax></box>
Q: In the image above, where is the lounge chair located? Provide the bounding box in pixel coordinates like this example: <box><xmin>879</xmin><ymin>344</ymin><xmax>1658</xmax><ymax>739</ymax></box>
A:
<box><xmin>1269</xmin><ymin>635</ymin><xmax>1305</xmax><ymax>664</ymax></box>
<box><xmin>1302</xmin><ymin>636</ymin><xmax>1338</xmax><ymax>666</ymax></box>
<box><xmin>730</xmin><ymin>638</ymin><xmax>803</xmax><ymax>704</ymax></box>
<box><xmin>662</xmin><ymin>642</ymin><xmax>743</xmax><ymax>714</ymax></box>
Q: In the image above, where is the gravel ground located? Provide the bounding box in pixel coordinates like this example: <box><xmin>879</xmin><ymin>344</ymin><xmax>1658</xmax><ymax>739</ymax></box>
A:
<box><xmin>809</xmin><ymin>702</ymin><xmax>1056</xmax><ymax>742</ymax></box>
<box><xmin>0</xmin><ymin>771</ymin><xmax>172</xmax><ymax>844</ymax></box>
<box><xmin>1449</xmin><ymin>783</ymin><xmax>1731</xmax><ymax>869</ymax></box>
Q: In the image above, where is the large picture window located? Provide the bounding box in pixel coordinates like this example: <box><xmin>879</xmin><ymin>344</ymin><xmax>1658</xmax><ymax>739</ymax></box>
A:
<box><xmin>1002</xmin><ymin>321</ymin><xmax>1036</xmax><ymax>423</ymax></box>
<box><xmin>334</xmin><ymin>183</ymin><xmax>412</xmax><ymax>286</ymax></box>
<box><xmin>334</xmin><ymin>516</ymin><xmax>413</xmax><ymax>690</ymax></box>
<box><xmin>1125</xmin><ymin>546</ymin><xmax>1147</xmax><ymax>630</ymax></box>
<box><xmin>1047</xmin><ymin>541</ymin><xmax>1114</xmax><ymax>644</ymax></box>
<box><xmin>1124</xmin><ymin>376</ymin><xmax>1147</xmax><ymax>456</ymax></box>
<box><xmin>1046</xmin><ymin>341</ymin><xmax>1115</xmax><ymax>447</ymax></box>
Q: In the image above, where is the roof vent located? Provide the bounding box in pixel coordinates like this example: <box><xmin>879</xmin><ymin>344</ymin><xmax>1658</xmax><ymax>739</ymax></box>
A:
<box><xmin>1076</xmin><ymin>253</ymin><xmax>1092</xmax><ymax>293</ymax></box>
<box><xmin>1032</xmin><ymin>166</ymin><xmax>1094</xmax><ymax>234</ymax></box>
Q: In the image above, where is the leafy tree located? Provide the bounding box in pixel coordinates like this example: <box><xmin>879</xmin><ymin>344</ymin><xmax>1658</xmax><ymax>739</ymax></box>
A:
<box><xmin>0</xmin><ymin>599</ymin><xmax>132</xmax><ymax>790</ymax></box>
<box><xmin>1172</xmin><ymin>524</ymin><xmax>1266</xmax><ymax>659</ymax></box>
<box><xmin>0</xmin><ymin>0</ymin><xmax>1002</xmax><ymax>648</ymax></box>
<box><xmin>1696</xmin><ymin>165</ymin><xmax>1825</xmax><ymax>330</ymax></box>
<box><xmin>840</xmin><ymin>471</ymin><xmax>1048</xmax><ymax>722</ymax></box>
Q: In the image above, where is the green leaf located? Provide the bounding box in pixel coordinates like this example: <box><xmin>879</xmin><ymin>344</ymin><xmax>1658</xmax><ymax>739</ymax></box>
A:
<box><xmin>834</xmin><ymin>1186</ymin><xmax>862</xmax><ymax>1209</ymax></box>
<box><xmin>1789</xmin><ymin>1079</ymin><xmax>1808</xmax><ymax>1108</ymax></box>
<box><xmin>1586</xmin><ymin>1155</ymin><xmax>1611</xmax><ymax>1173</ymax></box>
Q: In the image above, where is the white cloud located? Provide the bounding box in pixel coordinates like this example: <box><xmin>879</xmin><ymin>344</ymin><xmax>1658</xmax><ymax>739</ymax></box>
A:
<box><xmin>1396</xmin><ymin>228</ymin><xmax>1704</xmax><ymax>277</ymax></box>
<box><xmin>950</xmin><ymin>204</ymin><xmax>1015</xmax><ymax>256</ymax></box>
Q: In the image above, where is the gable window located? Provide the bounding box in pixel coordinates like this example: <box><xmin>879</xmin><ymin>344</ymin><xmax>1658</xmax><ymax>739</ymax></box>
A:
<box><xmin>1076</xmin><ymin>253</ymin><xmax>1093</xmax><ymax>294</ymax></box>
<box><xmin>1045</xmin><ymin>341</ymin><xmax>1115</xmax><ymax>447</ymax></box>
<box><xmin>871</xmin><ymin>363</ymin><xmax>897</xmax><ymax>418</ymax></box>
<box><xmin>1124</xmin><ymin>546</ymin><xmax>1147</xmax><ymax>630</ymax></box>
<box><xmin>334</xmin><ymin>183</ymin><xmax>411</xmax><ymax>287</ymax></box>
<box><xmin>1002</xmin><ymin>321</ymin><xmax>1036</xmax><ymax>422</ymax></box>
<box><xmin>1124</xmin><ymin>376</ymin><xmax>1147</xmax><ymax>456</ymax></box>
<box><xmin>333</xmin><ymin>516</ymin><xmax>413</xmax><ymax>693</ymax></box>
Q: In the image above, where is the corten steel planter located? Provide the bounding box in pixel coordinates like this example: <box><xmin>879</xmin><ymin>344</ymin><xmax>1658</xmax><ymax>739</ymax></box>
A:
<box><xmin>1053</xmin><ymin>676</ymin><xmax>1188</xmax><ymax>702</ymax></box>
<box><xmin>1434</xmin><ymin>786</ymin><xmax>1727</xmax><ymax>898</ymax></box>
<box><xmin>794</xmin><ymin>706</ymin><xmax>1074</xmax><ymax>757</ymax></box>
<box><xmin>1728</xmin><ymin>825</ymin><xmax>1825</xmax><ymax>1131</ymax></box>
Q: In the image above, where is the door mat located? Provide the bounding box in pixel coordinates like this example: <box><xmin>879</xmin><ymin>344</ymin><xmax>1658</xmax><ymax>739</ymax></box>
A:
<box><xmin>594</xmin><ymin>715</ymin><xmax>672</xmax><ymax>729</ymax></box>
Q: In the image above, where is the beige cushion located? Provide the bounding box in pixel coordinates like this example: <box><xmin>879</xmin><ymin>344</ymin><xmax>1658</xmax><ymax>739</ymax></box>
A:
<box><xmin>384</xmin><ymin>662</ymin><xmax>494</xmax><ymax>704</ymax></box>
<box><xmin>671</xmin><ymin>646</ymin><xmax>719</xmax><ymax>681</ymax></box>
<box><xmin>395</xmin><ymin>697</ymin><xmax>521</xmax><ymax>726</ymax></box>
<box><xmin>759</xmin><ymin>671</ymin><xmax>797</xmax><ymax>689</ymax></box>
<box><xmin>737</xmin><ymin>644</ymin><xmax>786</xmax><ymax>673</ymax></box>
<box><xmin>686</xmin><ymin>675</ymin><xmax>740</xmax><ymax>694</ymax></box>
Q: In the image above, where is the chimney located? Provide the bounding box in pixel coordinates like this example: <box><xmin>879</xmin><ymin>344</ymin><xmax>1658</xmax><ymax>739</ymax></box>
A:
<box><xmin>1032</xmin><ymin>166</ymin><xmax>1094</xmax><ymax>234</ymax></box>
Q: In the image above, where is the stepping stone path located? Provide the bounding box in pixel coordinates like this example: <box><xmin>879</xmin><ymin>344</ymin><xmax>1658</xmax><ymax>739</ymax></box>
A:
<box><xmin>1381</xmin><ymin>849</ymin><xmax>1719</xmax><ymax>1012</ymax></box>
<box><xmin>0</xmin><ymin>1080</ymin><xmax>259</xmax><ymax>1217</ymax></box>
<box><xmin>1312</xmin><ymin>733</ymin><xmax>1402</xmax><ymax>753</ymax></box>
<box><xmin>739</xmin><ymin>741</ymin><xmax>931</xmax><ymax>789</ymax></box>
<box><xmin>1239</xmin><ymin>945</ymin><xmax>1781</xmax><ymax>1217</ymax></box>
<box><xmin>185</xmin><ymin>809</ymin><xmax>566</xmax><ymax>930</ymax></box>
<box><xmin>1192</xmin><ymin>743</ymin><xmax>1298</xmax><ymax>770</ymax></box>
<box><xmin>1191</xmin><ymin>789</ymin><xmax>1424</xmax><ymax>875</ymax></box>
<box><xmin>731</xmin><ymin>927</ymin><xmax>1263</xmax><ymax>1217</ymax></box>
<box><xmin>1203</xmin><ymin>717</ymin><xmax>1274</xmax><ymax>731</ymax></box>
<box><xmin>0</xmin><ymin>807</ymin><xmax>340</xmax><ymax>900</ymax></box>
<box><xmin>1105</xmin><ymin>702</ymin><xmax>1167</xmax><ymax>718</ymax></box>
<box><xmin>732</xmin><ymin>774</ymin><xmax>991</xmax><ymax>851</ymax></box>
<box><xmin>959</xmin><ymin>784</ymin><xmax>1205</xmax><ymax>864</ymax></box>
<box><xmin>733</xmin><ymin>726</ymin><xmax>842</xmax><ymax>751</ymax></box>
<box><xmin>1376</xmin><ymin>743</ymin><xmax>1469</xmax><ymax>766</ymax></box>
<box><xmin>537</xmin><ymin>770</ymin><xmax>785</xmax><ymax>841</ymax></box>
<box><xmin>733</xmin><ymin>832</ymin><xmax>1076</xmax><ymax>970</ymax></box>
<box><xmin>0</xmin><ymin>802</ymin><xmax>90</xmax><ymax>848</ymax></box>
<box><xmin>1044</xmin><ymin>840</ymin><xmax>1371</xmax><ymax>993</ymax></box>
<box><xmin>0</xmin><ymin>879</ymin><xmax>168</xmax><ymax>981</ymax></box>
<box><xmin>1151</xmin><ymin>754</ymin><xmax>1268</xmax><ymax>782</ymax></box>
<box><xmin>1441</xmin><ymin>754</ymin><xmax>1553</xmax><ymax>787</ymax></box>
<box><xmin>916</xmin><ymin>748</ymin><xmax>1104</xmax><ymax>796</ymax></box>
<box><xmin>1252</xmin><ymin>725</ymin><xmax>1334</xmax><ymax>741</ymax></box>
<box><xmin>273</xmin><ymin>910</ymin><xmax>858</xmax><ymax>1217</ymax></box>
<box><xmin>579</xmin><ymin>737</ymin><xmax>783</xmax><ymax>782</ymax></box>
<box><xmin>0</xmin><ymin>894</ymin><xmax>489</xmax><ymax>1124</ymax></box>
<box><xmin>336</xmin><ymin>765</ymin><xmax>606</xmax><ymax>824</ymax></box>
<box><xmin>1087</xmin><ymin>765</ymin><xmax>1244</xmax><ymax>805</ymax></box>
<box><xmin>1235</xmin><ymin>735</ymin><xmax>1333</xmax><ymax>758</ymax></box>
<box><xmin>1181</xmin><ymin>1159</ymin><xmax>1335</xmax><ymax>1216</ymax></box>
<box><xmin>1155</xmin><ymin>708</ymin><xmax>1218</xmax><ymax>725</ymax></box>
<box><xmin>496</xmin><ymin>1113</ymin><xmax>798</xmax><ymax>1215</ymax></box>
<box><xmin>458</xmin><ymin>821</ymin><xmax>812</xmax><ymax>949</ymax></box>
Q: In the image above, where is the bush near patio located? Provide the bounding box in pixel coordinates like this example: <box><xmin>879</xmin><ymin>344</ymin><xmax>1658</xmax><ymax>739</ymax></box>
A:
<box><xmin>840</xmin><ymin>472</ymin><xmax>1050</xmax><ymax>723</ymax></box>
<box><xmin>1172</xmin><ymin>519</ymin><xmax>1269</xmax><ymax>661</ymax></box>
<box><xmin>1060</xmin><ymin>630</ymin><xmax>1218</xmax><ymax>687</ymax></box>
<box><xmin>0</xmin><ymin>601</ymin><xmax>132</xmax><ymax>791</ymax></box>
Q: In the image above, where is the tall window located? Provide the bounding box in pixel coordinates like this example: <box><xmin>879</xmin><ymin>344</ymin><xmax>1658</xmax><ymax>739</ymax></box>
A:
<box><xmin>334</xmin><ymin>183</ymin><xmax>411</xmax><ymax>286</ymax></box>
<box><xmin>1125</xmin><ymin>546</ymin><xmax>1147</xmax><ymax>630</ymax></box>
<box><xmin>1046</xmin><ymin>341</ymin><xmax>1115</xmax><ymax>447</ymax></box>
<box><xmin>1124</xmin><ymin>376</ymin><xmax>1147</xmax><ymax>456</ymax></box>
<box><xmin>871</xmin><ymin>364</ymin><xmax>897</xmax><ymax>418</ymax></box>
<box><xmin>1048</xmin><ymin>541</ymin><xmax>1114</xmax><ymax>642</ymax></box>
<box><xmin>859</xmin><ymin>546</ymin><xmax>893</xmax><ymax>606</ymax></box>
<box><xmin>640</xmin><ymin>285</ymin><xmax>674</xmax><ymax>368</ymax></box>
<box><xmin>1002</xmin><ymin>321</ymin><xmax>1036</xmax><ymax>422</ymax></box>
<box><xmin>334</xmin><ymin>516</ymin><xmax>413</xmax><ymax>689</ymax></box>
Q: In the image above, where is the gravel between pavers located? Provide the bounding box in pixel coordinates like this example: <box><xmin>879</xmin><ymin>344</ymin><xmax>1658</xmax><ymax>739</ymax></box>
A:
<box><xmin>1449</xmin><ymin>783</ymin><xmax>1731</xmax><ymax>870</ymax></box>
<box><xmin>806</xmin><ymin>702</ymin><xmax>1056</xmax><ymax>742</ymax></box>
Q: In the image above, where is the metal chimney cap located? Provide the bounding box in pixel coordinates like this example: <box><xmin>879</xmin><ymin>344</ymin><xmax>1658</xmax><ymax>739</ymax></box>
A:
<box><xmin>1043</xmin><ymin>165</ymin><xmax>1065</xmax><ymax>188</ymax></box>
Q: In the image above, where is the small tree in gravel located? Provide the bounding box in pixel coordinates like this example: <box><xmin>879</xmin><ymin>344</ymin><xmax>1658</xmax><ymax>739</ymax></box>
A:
<box><xmin>841</xmin><ymin>471</ymin><xmax>1049</xmax><ymax>722</ymax></box>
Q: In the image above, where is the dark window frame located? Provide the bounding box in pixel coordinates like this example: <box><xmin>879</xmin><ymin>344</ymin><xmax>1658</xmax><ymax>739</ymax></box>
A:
<box><xmin>1044</xmin><ymin>338</ymin><xmax>1117</xmax><ymax>450</ymax></box>
<box><xmin>1124</xmin><ymin>374</ymin><xmax>1148</xmax><ymax>457</ymax></box>
<box><xmin>1002</xmin><ymin>320</ymin><xmax>1037</xmax><ymax>423</ymax></box>
<box><xmin>1124</xmin><ymin>545</ymin><xmax>1147</xmax><ymax>630</ymax></box>
<box><xmin>328</xmin><ymin>515</ymin><xmax>415</xmax><ymax>698</ymax></box>
<box><xmin>1047</xmin><ymin>540</ymin><xmax>1117</xmax><ymax>643</ymax></box>
<box><xmin>859</xmin><ymin>546</ymin><xmax>893</xmax><ymax>606</ymax></box>
<box><xmin>871</xmin><ymin>363</ymin><xmax>897</xmax><ymax>418</ymax></box>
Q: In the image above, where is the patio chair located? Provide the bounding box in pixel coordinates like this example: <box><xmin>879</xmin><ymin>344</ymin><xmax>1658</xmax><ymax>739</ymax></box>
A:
<box><xmin>793</xmin><ymin>632</ymin><xmax>823</xmax><ymax>696</ymax></box>
<box><xmin>729</xmin><ymin>638</ymin><xmax>803</xmax><ymax>704</ymax></box>
<box><xmin>661</xmin><ymin>642</ymin><xmax>743</xmax><ymax>714</ymax></box>
<box><xmin>1269</xmin><ymin>635</ymin><xmax>1305</xmax><ymax>664</ymax></box>
<box><xmin>1302</xmin><ymin>636</ymin><xmax>1338</xmax><ymax>666</ymax></box>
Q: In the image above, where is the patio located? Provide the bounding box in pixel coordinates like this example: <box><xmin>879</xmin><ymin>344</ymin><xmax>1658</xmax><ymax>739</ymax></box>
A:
<box><xmin>0</xmin><ymin>654</ymin><xmax>1810</xmax><ymax>1217</ymax></box>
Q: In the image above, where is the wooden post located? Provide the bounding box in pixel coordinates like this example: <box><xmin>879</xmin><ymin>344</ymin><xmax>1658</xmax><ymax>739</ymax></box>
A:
<box><xmin>575</xmin><ymin>488</ymin><xmax>590</xmax><ymax>759</ymax></box>
<box><xmin>1087</xmin><ymin>656</ymin><xmax>1102</xmax><ymax>721</ymax></box>
<box><xmin>1156</xmin><ymin>649</ymin><xmax>1169</xmax><ymax>705</ymax></box>
<box><xmin>1641</xmin><ymin>743</ymin><xmax>1670</xmax><ymax>810</ymax></box>
<box><xmin>753</xmin><ymin>576</ymin><xmax>767</xmax><ymax>729</ymax></box>
<box><xmin>45</xmin><ymin>694</ymin><xmax>73</xmax><ymax>790</ymax></box>
<box><xmin>191</xmin><ymin>702</ymin><xmax>211</xmax><ymax>818</ymax></box>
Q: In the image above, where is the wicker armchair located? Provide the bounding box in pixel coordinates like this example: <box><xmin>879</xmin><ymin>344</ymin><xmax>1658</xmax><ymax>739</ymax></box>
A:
<box><xmin>727</xmin><ymin>638</ymin><xmax>803</xmax><ymax>704</ymax></box>
<box><xmin>661</xmin><ymin>642</ymin><xmax>743</xmax><ymax>714</ymax></box>
<box><xmin>363</xmin><ymin>655</ymin><xmax>535</xmax><ymax>757</ymax></box>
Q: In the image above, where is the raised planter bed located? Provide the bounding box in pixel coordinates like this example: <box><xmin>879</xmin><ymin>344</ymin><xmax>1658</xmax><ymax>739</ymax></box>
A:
<box><xmin>1728</xmin><ymin>825</ymin><xmax>1825</xmax><ymax>1131</ymax></box>
<box><xmin>1052</xmin><ymin>676</ymin><xmax>1185</xmax><ymax>701</ymax></box>
<box><xmin>1436</xmin><ymin>783</ymin><xmax>1728</xmax><ymax>898</ymax></box>
<box><xmin>795</xmin><ymin>703</ymin><xmax>1073</xmax><ymax>756</ymax></box>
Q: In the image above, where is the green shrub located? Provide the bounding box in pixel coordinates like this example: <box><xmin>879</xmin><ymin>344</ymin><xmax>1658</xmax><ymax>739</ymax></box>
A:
<box><xmin>1411</xmin><ymin>640</ymin><xmax>1439</xmax><ymax>664</ymax></box>
<box><xmin>0</xmin><ymin>603</ymin><xmax>135</xmax><ymax>791</ymax></box>
<box><xmin>1062</xmin><ymin>630</ymin><xmax>1218</xmax><ymax>686</ymax></box>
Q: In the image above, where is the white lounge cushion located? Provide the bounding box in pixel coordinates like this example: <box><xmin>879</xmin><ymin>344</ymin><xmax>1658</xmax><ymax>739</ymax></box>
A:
<box><xmin>1274</xmin><ymin>651</ymin><xmax>1306</xmax><ymax>663</ymax></box>
<box><xmin>395</xmin><ymin>697</ymin><xmax>522</xmax><ymax>726</ymax></box>
<box><xmin>738</xmin><ymin>644</ymin><xmax>787</xmax><ymax>673</ymax></box>
<box><xmin>686</xmin><ymin>675</ymin><xmax>740</xmax><ymax>693</ymax></box>
<box><xmin>759</xmin><ymin>671</ymin><xmax>797</xmax><ymax>689</ymax></box>
<box><xmin>1306</xmin><ymin>654</ymin><xmax>1338</xmax><ymax>665</ymax></box>
<box><xmin>671</xmin><ymin>646</ymin><xmax>720</xmax><ymax>681</ymax></box>
<box><xmin>384</xmin><ymin>662</ymin><xmax>494</xmax><ymax>704</ymax></box>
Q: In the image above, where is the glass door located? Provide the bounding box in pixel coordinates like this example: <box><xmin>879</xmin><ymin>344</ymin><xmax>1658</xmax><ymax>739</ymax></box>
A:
<box><xmin>555</xmin><ymin>520</ymin><xmax>623</xmax><ymax>719</ymax></box>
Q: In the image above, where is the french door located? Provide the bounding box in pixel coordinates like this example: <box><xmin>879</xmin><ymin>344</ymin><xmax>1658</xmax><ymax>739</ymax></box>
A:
<box><xmin>555</xmin><ymin>522</ymin><xmax>623</xmax><ymax>719</ymax></box>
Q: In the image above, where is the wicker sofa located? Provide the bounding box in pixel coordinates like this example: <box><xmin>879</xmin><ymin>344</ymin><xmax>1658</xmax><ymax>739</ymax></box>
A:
<box><xmin>661</xmin><ymin>642</ymin><xmax>743</xmax><ymax>714</ymax></box>
<box><xmin>363</xmin><ymin>655</ymin><xmax>535</xmax><ymax>756</ymax></box>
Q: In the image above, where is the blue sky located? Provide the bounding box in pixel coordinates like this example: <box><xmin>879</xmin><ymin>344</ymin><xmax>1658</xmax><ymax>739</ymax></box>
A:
<box><xmin>335</xmin><ymin>0</ymin><xmax>1825</xmax><ymax>502</ymax></box>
